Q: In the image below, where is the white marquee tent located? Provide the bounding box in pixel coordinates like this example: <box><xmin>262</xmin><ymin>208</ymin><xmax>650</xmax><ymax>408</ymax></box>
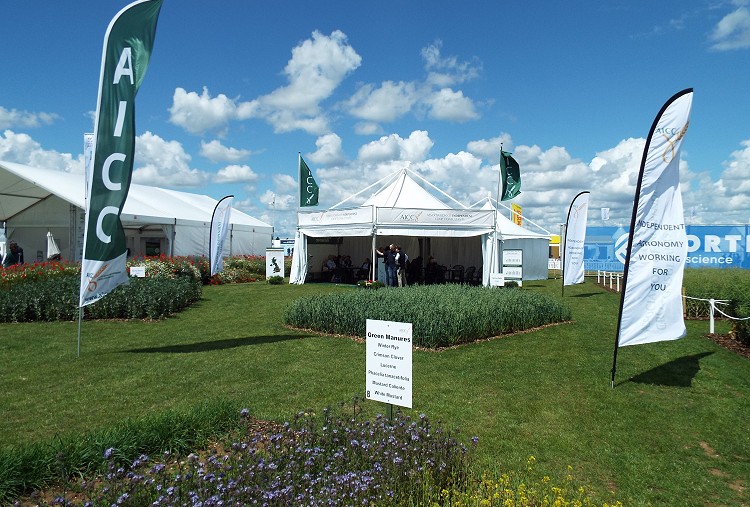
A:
<box><xmin>0</xmin><ymin>160</ymin><xmax>272</xmax><ymax>263</ymax></box>
<box><xmin>289</xmin><ymin>168</ymin><xmax>550</xmax><ymax>285</ymax></box>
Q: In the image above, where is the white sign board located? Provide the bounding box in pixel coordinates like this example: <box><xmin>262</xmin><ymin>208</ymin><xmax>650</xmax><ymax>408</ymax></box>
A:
<box><xmin>129</xmin><ymin>266</ymin><xmax>146</xmax><ymax>277</ymax></box>
<box><xmin>265</xmin><ymin>248</ymin><xmax>285</xmax><ymax>278</ymax></box>
<box><xmin>366</xmin><ymin>319</ymin><xmax>412</xmax><ymax>408</ymax></box>
<box><xmin>503</xmin><ymin>266</ymin><xmax>523</xmax><ymax>279</ymax></box>
<box><xmin>489</xmin><ymin>273</ymin><xmax>505</xmax><ymax>287</ymax></box>
<box><xmin>503</xmin><ymin>249</ymin><xmax>523</xmax><ymax>266</ymax></box>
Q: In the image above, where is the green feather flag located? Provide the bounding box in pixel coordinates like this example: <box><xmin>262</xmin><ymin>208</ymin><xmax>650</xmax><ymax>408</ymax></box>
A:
<box><xmin>500</xmin><ymin>150</ymin><xmax>521</xmax><ymax>201</ymax></box>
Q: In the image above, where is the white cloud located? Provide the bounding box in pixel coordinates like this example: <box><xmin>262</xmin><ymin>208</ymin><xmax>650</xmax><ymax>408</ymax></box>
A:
<box><xmin>133</xmin><ymin>131</ymin><xmax>209</xmax><ymax>187</ymax></box>
<box><xmin>345</xmin><ymin>81</ymin><xmax>418</xmax><ymax>122</ymax></box>
<box><xmin>342</xmin><ymin>40</ymin><xmax>481</xmax><ymax>129</ymax></box>
<box><xmin>716</xmin><ymin>139</ymin><xmax>750</xmax><ymax>195</ymax></box>
<box><xmin>354</xmin><ymin>122</ymin><xmax>382</xmax><ymax>135</ymax></box>
<box><xmin>272</xmin><ymin>173</ymin><xmax>296</xmax><ymax>192</ymax></box>
<box><xmin>423</xmin><ymin>88</ymin><xmax>479</xmax><ymax>122</ymax></box>
<box><xmin>421</xmin><ymin>40</ymin><xmax>482</xmax><ymax>87</ymax></box>
<box><xmin>308</xmin><ymin>133</ymin><xmax>345</xmax><ymax>166</ymax></box>
<box><xmin>168</xmin><ymin>87</ymin><xmax>237</xmax><ymax>135</ymax></box>
<box><xmin>245</xmin><ymin>30</ymin><xmax>361</xmax><ymax>134</ymax></box>
<box><xmin>358</xmin><ymin>130</ymin><xmax>433</xmax><ymax>163</ymax></box>
<box><xmin>200</xmin><ymin>140</ymin><xmax>251</xmax><ymax>163</ymax></box>
<box><xmin>418</xmin><ymin>151</ymin><xmax>483</xmax><ymax>193</ymax></box>
<box><xmin>466</xmin><ymin>134</ymin><xmax>513</xmax><ymax>160</ymax></box>
<box><xmin>214</xmin><ymin>164</ymin><xmax>258</xmax><ymax>184</ymax></box>
<box><xmin>0</xmin><ymin>129</ymin><xmax>80</xmax><ymax>173</ymax></box>
<box><xmin>709</xmin><ymin>6</ymin><xmax>750</xmax><ymax>50</ymax></box>
<box><xmin>261</xmin><ymin>189</ymin><xmax>296</xmax><ymax>211</ymax></box>
<box><xmin>0</xmin><ymin>106</ymin><xmax>58</xmax><ymax>129</ymax></box>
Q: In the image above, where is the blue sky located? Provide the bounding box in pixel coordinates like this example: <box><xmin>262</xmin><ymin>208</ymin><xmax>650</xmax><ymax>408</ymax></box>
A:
<box><xmin>1</xmin><ymin>0</ymin><xmax>749</xmax><ymax>238</ymax></box>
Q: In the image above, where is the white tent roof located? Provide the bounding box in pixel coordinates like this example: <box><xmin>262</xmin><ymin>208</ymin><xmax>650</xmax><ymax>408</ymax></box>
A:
<box><xmin>361</xmin><ymin>170</ymin><xmax>451</xmax><ymax>209</ymax></box>
<box><xmin>0</xmin><ymin>160</ymin><xmax>270</xmax><ymax>229</ymax></box>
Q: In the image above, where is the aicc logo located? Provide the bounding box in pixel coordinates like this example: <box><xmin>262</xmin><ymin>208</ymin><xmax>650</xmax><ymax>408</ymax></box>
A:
<box><xmin>396</xmin><ymin>211</ymin><xmax>423</xmax><ymax>222</ymax></box>
<box><xmin>655</xmin><ymin>121</ymin><xmax>689</xmax><ymax>163</ymax></box>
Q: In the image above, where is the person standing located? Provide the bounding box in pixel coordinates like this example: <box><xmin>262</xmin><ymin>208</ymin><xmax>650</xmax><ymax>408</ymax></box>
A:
<box><xmin>395</xmin><ymin>245</ymin><xmax>408</xmax><ymax>287</ymax></box>
<box><xmin>385</xmin><ymin>244</ymin><xmax>398</xmax><ymax>287</ymax></box>
<box><xmin>377</xmin><ymin>244</ymin><xmax>397</xmax><ymax>287</ymax></box>
<box><xmin>2</xmin><ymin>240</ymin><xmax>24</xmax><ymax>268</ymax></box>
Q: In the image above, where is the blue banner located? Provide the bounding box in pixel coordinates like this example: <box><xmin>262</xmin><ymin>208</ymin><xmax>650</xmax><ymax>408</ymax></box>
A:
<box><xmin>585</xmin><ymin>225</ymin><xmax>750</xmax><ymax>271</ymax></box>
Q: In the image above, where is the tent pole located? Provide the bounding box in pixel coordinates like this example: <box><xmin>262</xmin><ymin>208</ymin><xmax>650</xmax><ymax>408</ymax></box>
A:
<box><xmin>371</xmin><ymin>233</ymin><xmax>376</xmax><ymax>281</ymax></box>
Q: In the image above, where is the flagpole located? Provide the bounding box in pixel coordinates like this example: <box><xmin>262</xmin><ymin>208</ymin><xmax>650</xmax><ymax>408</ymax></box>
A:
<box><xmin>612</xmin><ymin>151</ymin><xmax>645</xmax><ymax>387</ymax></box>
<box><xmin>298</xmin><ymin>152</ymin><xmax>302</xmax><ymax>210</ymax></box>
<box><xmin>77</xmin><ymin>308</ymin><xmax>82</xmax><ymax>358</ymax></box>
<box><xmin>560</xmin><ymin>223</ymin><xmax>566</xmax><ymax>297</ymax></box>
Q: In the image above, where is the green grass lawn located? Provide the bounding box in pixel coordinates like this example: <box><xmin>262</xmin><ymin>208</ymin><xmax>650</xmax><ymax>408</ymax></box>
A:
<box><xmin>1</xmin><ymin>279</ymin><xmax>748</xmax><ymax>506</ymax></box>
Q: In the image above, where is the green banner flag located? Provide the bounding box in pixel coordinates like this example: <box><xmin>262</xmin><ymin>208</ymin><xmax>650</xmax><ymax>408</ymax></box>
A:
<box><xmin>299</xmin><ymin>155</ymin><xmax>319</xmax><ymax>207</ymax></box>
<box><xmin>79</xmin><ymin>0</ymin><xmax>164</xmax><ymax>307</ymax></box>
<box><xmin>500</xmin><ymin>150</ymin><xmax>521</xmax><ymax>201</ymax></box>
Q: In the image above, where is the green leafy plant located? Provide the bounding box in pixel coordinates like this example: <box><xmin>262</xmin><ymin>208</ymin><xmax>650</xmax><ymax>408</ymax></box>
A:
<box><xmin>267</xmin><ymin>275</ymin><xmax>284</xmax><ymax>285</ymax></box>
<box><xmin>284</xmin><ymin>284</ymin><xmax>571</xmax><ymax>348</ymax></box>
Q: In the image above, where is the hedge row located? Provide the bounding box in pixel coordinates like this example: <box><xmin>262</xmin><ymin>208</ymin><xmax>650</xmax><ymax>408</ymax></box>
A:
<box><xmin>0</xmin><ymin>276</ymin><xmax>201</xmax><ymax>322</ymax></box>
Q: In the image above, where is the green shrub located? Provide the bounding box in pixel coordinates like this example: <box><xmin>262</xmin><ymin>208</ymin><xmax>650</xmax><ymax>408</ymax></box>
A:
<box><xmin>683</xmin><ymin>268</ymin><xmax>750</xmax><ymax>319</ymax></box>
<box><xmin>267</xmin><ymin>275</ymin><xmax>284</xmax><ymax>285</ymax></box>
<box><xmin>0</xmin><ymin>276</ymin><xmax>201</xmax><ymax>323</ymax></box>
<box><xmin>284</xmin><ymin>284</ymin><xmax>571</xmax><ymax>348</ymax></box>
<box><xmin>185</xmin><ymin>256</ymin><xmax>211</xmax><ymax>284</ymax></box>
<box><xmin>728</xmin><ymin>301</ymin><xmax>750</xmax><ymax>347</ymax></box>
<box><xmin>0</xmin><ymin>260</ymin><xmax>79</xmax><ymax>290</ymax></box>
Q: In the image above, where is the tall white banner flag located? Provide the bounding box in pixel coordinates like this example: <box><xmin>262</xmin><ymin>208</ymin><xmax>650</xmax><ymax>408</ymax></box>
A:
<box><xmin>563</xmin><ymin>191</ymin><xmax>590</xmax><ymax>286</ymax></box>
<box><xmin>615</xmin><ymin>89</ymin><xmax>692</xmax><ymax>357</ymax></box>
<box><xmin>210</xmin><ymin>195</ymin><xmax>233</xmax><ymax>276</ymax></box>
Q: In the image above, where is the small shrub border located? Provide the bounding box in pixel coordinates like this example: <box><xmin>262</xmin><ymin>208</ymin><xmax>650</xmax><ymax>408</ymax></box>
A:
<box><xmin>0</xmin><ymin>255</ymin><xmax>293</xmax><ymax>322</ymax></box>
<box><xmin>0</xmin><ymin>276</ymin><xmax>201</xmax><ymax>322</ymax></box>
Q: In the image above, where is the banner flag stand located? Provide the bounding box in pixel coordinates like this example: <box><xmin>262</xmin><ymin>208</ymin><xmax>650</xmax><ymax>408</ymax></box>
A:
<box><xmin>611</xmin><ymin>88</ymin><xmax>693</xmax><ymax>387</ymax></box>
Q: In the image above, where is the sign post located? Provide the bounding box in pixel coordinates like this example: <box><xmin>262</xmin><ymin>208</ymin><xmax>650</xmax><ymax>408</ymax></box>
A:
<box><xmin>265</xmin><ymin>248</ymin><xmax>285</xmax><ymax>279</ymax></box>
<box><xmin>365</xmin><ymin>319</ymin><xmax>413</xmax><ymax>419</ymax></box>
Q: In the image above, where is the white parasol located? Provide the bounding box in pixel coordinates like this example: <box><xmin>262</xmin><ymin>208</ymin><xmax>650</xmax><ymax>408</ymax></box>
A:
<box><xmin>46</xmin><ymin>231</ymin><xmax>61</xmax><ymax>260</ymax></box>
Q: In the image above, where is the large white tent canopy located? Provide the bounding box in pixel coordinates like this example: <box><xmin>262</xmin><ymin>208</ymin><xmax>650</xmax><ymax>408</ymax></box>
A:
<box><xmin>0</xmin><ymin>160</ymin><xmax>272</xmax><ymax>262</ymax></box>
<box><xmin>290</xmin><ymin>168</ymin><xmax>550</xmax><ymax>285</ymax></box>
